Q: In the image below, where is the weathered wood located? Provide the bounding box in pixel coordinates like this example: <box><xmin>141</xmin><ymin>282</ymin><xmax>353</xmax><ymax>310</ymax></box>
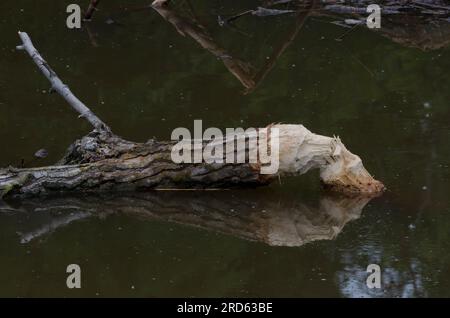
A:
<box><xmin>0</xmin><ymin>131</ymin><xmax>271</xmax><ymax>197</ymax></box>
<box><xmin>0</xmin><ymin>123</ymin><xmax>384</xmax><ymax>197</ymax></box>
<box><xmin>0</xmin><ymin>32</ymin><xmax>385</xmax><ymax>198</ymax></box>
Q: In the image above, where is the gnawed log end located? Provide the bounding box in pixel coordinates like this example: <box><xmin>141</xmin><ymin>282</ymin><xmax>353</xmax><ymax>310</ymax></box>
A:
<box><xmin>319</xmin><ymin>137</ymin><xmax>385</xmax><ymax>195</ymax></box>
<box><xmin>268</xmin><ymin>125</ymin><xmax>385</xmax><ymax>195</ymax></box>
<box><xmin>321</xmin><ymin>177</ymin><xmax>385</xmax><ymax>196</ymax></box>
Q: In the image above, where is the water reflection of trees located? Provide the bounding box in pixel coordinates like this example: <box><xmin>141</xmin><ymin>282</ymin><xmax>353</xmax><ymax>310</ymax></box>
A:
<box><xmin>152</xmin><ymin>0</ymin><xmax>314</xmax><ymax>94</ymax></box>
<box><xmin>149</xmin><ymin>0</ymin><xmax>450</xmax><ymax>93</ymax></box>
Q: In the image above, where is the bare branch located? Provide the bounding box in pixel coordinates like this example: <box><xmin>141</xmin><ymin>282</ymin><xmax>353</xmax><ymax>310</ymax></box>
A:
<box><xmin>16</xmin><ymin>31</ymin><xmax>111</xmax><ymax>133</ymax></box>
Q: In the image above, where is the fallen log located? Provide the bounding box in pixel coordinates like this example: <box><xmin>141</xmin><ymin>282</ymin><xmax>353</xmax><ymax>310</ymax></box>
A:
<box><xmin>0</xmin><ymin>32</ymin><xmax>384</xmax><ymax>198</ymax></box>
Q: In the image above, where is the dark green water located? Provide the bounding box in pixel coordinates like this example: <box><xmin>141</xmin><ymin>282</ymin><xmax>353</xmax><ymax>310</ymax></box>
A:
<box><xmin>0</xmin><ymin>1</ymin><xmax>449</xmax><ymax>297</ymax></box>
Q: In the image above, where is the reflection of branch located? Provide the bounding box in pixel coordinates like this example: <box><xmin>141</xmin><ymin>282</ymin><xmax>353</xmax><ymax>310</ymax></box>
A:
<box><xmin>85</xmin><ymin>25</ymin><xmax>99</xmax><ymax>47</ymax></box>
<box><xmin>152</xmin><ymin>2</ymin><xmax>256</xmax><ymax>90</ymax></box>
<box><xmin>314</xmin><ymin>1</ymin><xmax>450</xmax><ymax>51</ymax></box>
<box><xmin>84</xmin><ymin>0</ymin><xmax>101</xmax><ymax>21</ymax></box>
<box><xmin>0</xmin><ymin>200</ymin><xmax>24</xmax><ymax>213</ymax></box>
<box><xmin>375</xmin><ymin>16</ymin><xmax>450</xmax><ymax>51</ymax></box>
<box><xmin>223</xmin><ymin>0</ymin><xmax>304</xmax><ymax>24</ymax></box>
<box><xmin>18</xmin><ymin>210</ymin><xmax>92</xmax><ymax>244</ymax></box>
<box><xmin>8</xmin><ymin>191</ymin><xmax>374</xmax><ymax>246</ymax></box>
<box><xmin>244</xmin><ymin>1</ymin><xmax>315</xmax><ymax>94</ymax></box>
<box><xmin>152</xmin><ymin>1</ymin><xmax>314</xmax><ymax>93</ymax></box>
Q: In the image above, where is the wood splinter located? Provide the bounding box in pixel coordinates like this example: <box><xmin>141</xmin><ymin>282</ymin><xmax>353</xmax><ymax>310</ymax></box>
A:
<box><xmin>0</xmin><ymin>31</ymin><xmax>385</xmax><ymax>199</ymax></box>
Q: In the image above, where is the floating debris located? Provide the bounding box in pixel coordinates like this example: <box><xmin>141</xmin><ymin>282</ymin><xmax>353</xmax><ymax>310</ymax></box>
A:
<box><xmin>344</xmin><ymin>19</ymin><xmax>364</xmax><ymax>25</ymax></box>
<box><xmin>105</xmin><ymin>18</ymin><xmax>115</xmax><ymax>25</ymax></box>
<box><xmin>34</xmin><ymin>149</ymin><xmax>48</xmax><ymax>159</ymax></box>
<box><xmin>217</xmin><ymin>15</ymin><xmax>226</xmax><ymax>27</ymax></box>
<box><xmin>252</xmin><ymin>7</ymin><xmax>295</xmax><ymax>17</ymax></box>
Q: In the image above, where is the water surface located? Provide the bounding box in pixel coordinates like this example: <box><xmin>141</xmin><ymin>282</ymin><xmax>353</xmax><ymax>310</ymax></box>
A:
<box><xmin>0</xmin><ymin>0</ymin><xmax>449</xmax><ymax>297</ymax></box>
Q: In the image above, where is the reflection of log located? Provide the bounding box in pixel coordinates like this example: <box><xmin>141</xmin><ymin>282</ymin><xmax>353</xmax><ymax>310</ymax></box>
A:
<box><xmin>225</xmin><ymin>0</ymin><xmax>450</xmax><ymax>51</ymax></box>
<box><xmin>318</xmin><ymin>1</ymin><xmax>450</xmax><ymax>50</ymax></box>
<box><xmin>306</xmin><ymin>0</ymin><xmax>450</xmax><ymax>50</ymax></box>
<box><xmin>88</xmin><ymin>1</ymin><xmax>450</xmax><ymax>52</ymax></box>
<box><xmin>376</xmin><ymin>16</ymin><xmax>450</xmax><ymax>50</ymax></box>
<box><xmin>7</xmin><ymin>191</ymin><xmax>374</xmax><ymax>246</ymax></box>
<box><xmin>153</xmin><ymin>0</ymin><xmax>450</xmax><ymax>99</ymax></box>
<box><xmin>1</xmin><ymin>32</ymin><xmax>384</xmax><ymax>198</ymax></box>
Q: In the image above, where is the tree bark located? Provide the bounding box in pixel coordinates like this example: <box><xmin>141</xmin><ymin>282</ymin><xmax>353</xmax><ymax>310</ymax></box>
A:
<box><xmin>1</xmin><ymin>32</ymin><xmax>385</xmax><ymax>198</ymax></box>
<box><xmin>0</xmin><ymin>123</ymin><xmax>384</xmax><ymax>197</ymax></box>
<box><xmin>0</xmin><ymin>133</ymin><xmax>270</xmax><ymax>198</ymax></box>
